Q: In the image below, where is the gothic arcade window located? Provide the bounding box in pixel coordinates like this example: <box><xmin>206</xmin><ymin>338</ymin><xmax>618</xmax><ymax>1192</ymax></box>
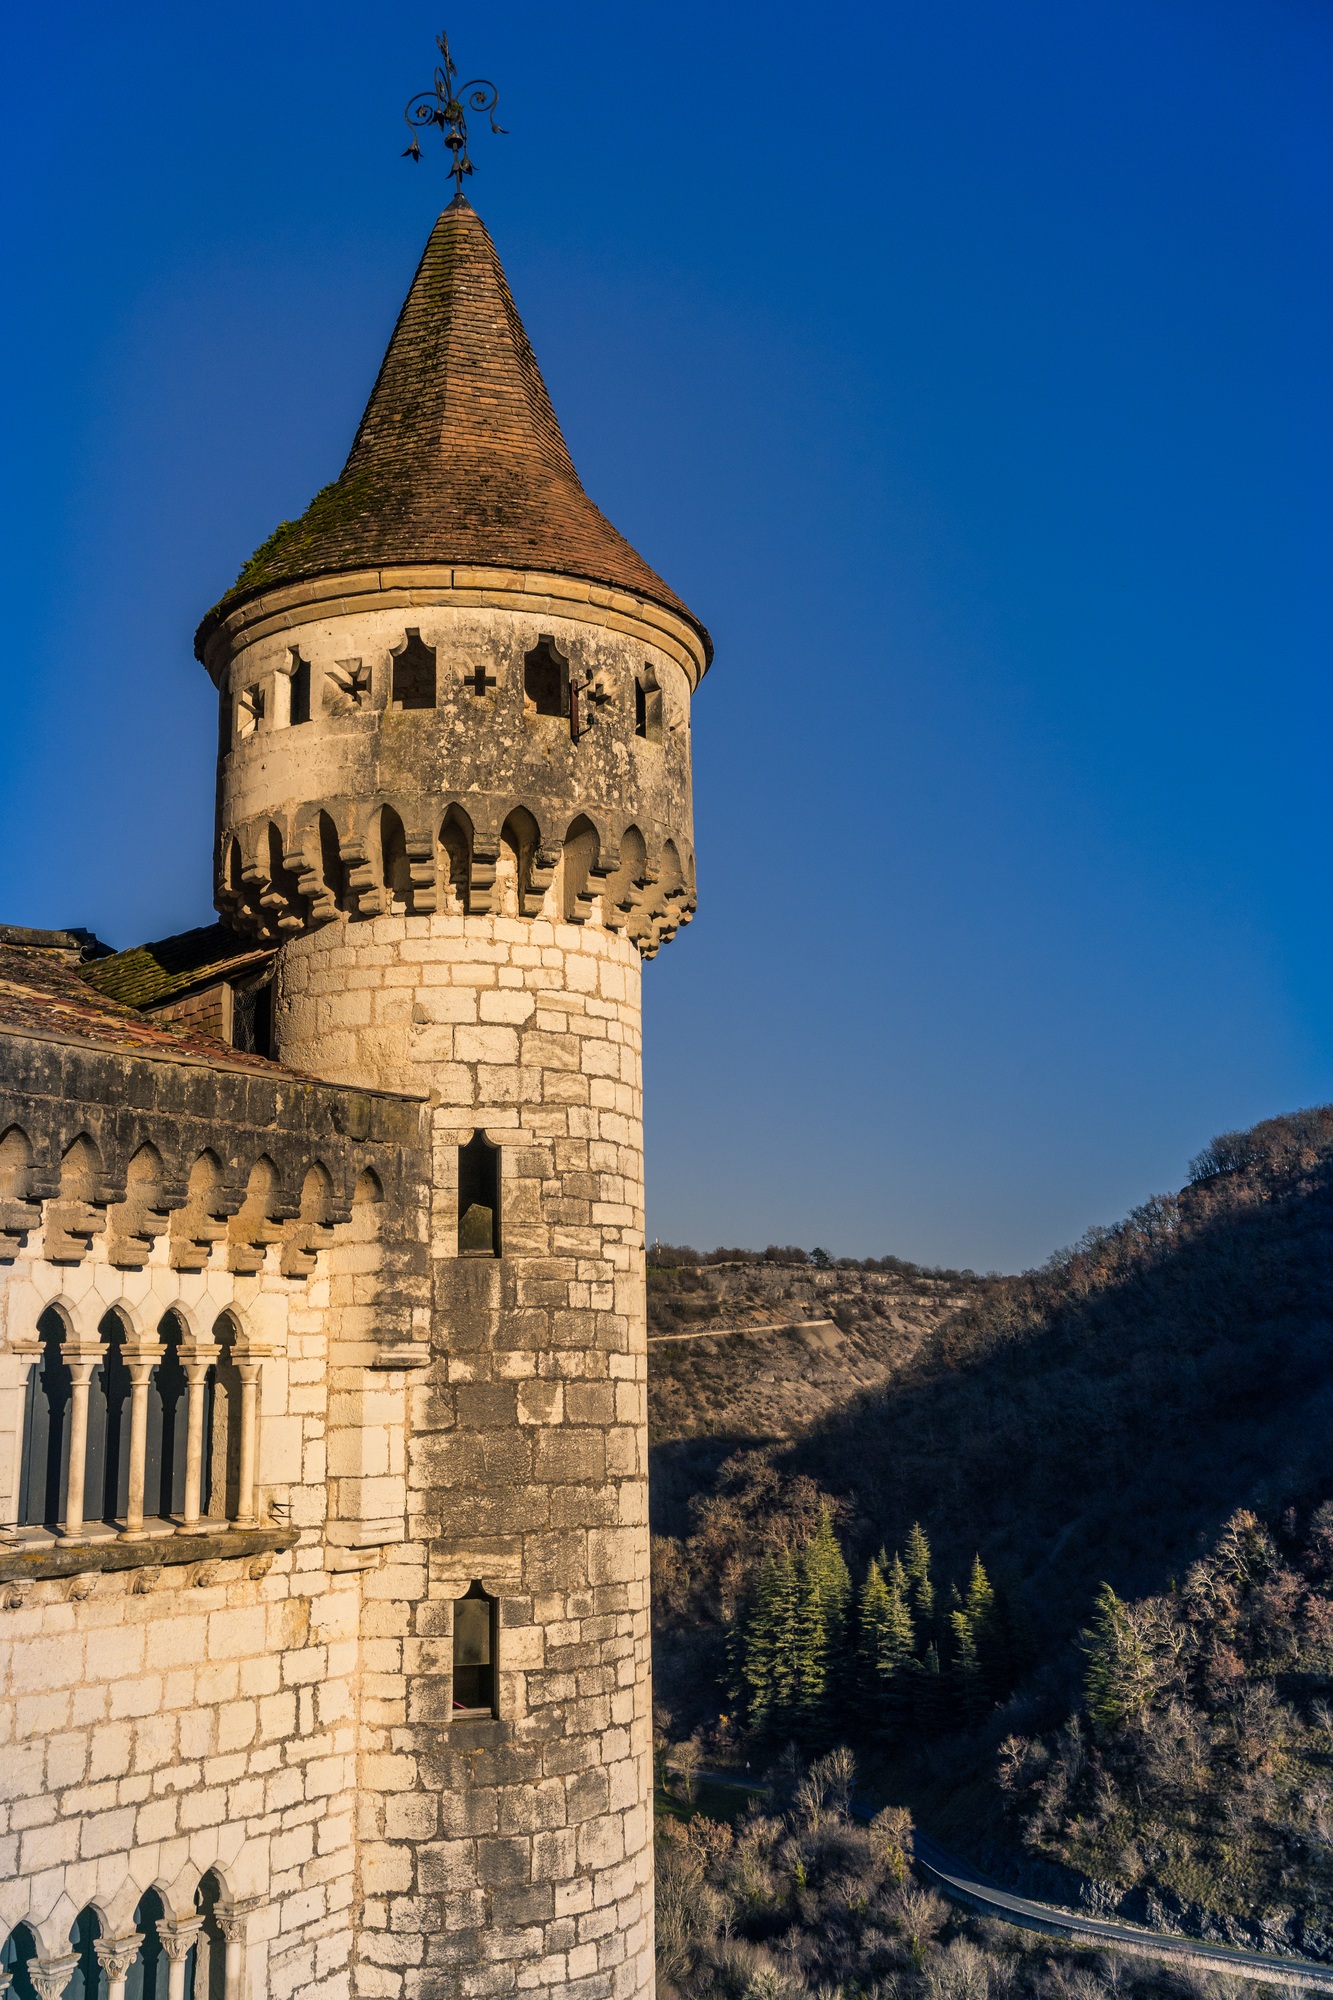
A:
<box><xmin>128</xmin><ymin>1891</ymin><xmax>166</xmax><ymax>2000</ymax></box>
<box><xmin>453</xmin><ymin>1581</ymin><xmax>497</xmax><ymax>1715</ymax></box>
<box><xmin>2</xmin><ymin>1926</ymin><xmax>39</xmax><ymax>2000</ymax></box>
<box><xmin>148</xmin><ymin>1313</ymin><xmax>192</xmax><ymax>1519</ymax></box>
<box><xmin>524</xmin><ymin>635</ymin><xmax>568</xmax><ymax>717</ymax></box>
<box><xmin>458</xmin><ymin>1130</ymin><xmax>500</xmax><ymax>1256</ymax></box>
<box><xmin>289</xmin><ymin>650</ymin><xmax>312</xmax><ymax>725</ymax></box>
<box><xmin>392</xmin><ymin>630</ymin><xmax>436</xmax><ymax>710</ymax></box>
<box><xmin>67</xmin><ymin>1909</ymin><xmax>104</xmax><ymax>2000</ymax></box>
<box><xmin>86</xmin><ymin>1311</ymin><xmax>132</xmax><ymax>1527</ymax></box>
<box><xmin>19</xmin><ymin>1306</ymin><xmax>71</xmax><ymax>1528</ymax></box>
<box><xmin>193</xmin><ymin>1871</ymin><xmax>227</xmax><ymax>2000</ymax></box>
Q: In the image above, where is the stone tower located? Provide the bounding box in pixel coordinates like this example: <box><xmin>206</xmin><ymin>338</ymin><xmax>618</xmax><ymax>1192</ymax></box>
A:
<box><xmin>194</xmin><ymin>194</ymin><xmax>710</xmax><ymax>2000</ymax></box>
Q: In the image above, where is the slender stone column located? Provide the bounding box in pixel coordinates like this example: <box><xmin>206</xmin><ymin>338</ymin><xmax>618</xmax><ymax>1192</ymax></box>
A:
<box><xmin>58</xmin><ymin>1353</ymin><xmax>98</xmax><ymax>1541</ymax></box>
<box><xmin>121</xmin><ymin>1352</ymin><xmax>159</xmax><ymax>1539</ymax></box>
<box><xmin>233</xmin><ymin>1359</ymin><xmax>261</xmax><ymax>1526</ymax></box>
<box><xmin>94</xmin><ymin>1934</ymin><xmax>143</xmax><ymax>2000</ymax></box>
<box><xmin>30</xmin><ymin>1954</ymin><xmax>79</xmax><ymax>2000</ymax></box>
<box><xmin>179</xmin><ymin>1358</ymin><xmax>212</xmax><ymax>1530</ymax></box>
<box><xmin>216</xmin><ymin>1909</ymin><xmax>249</xmax><ymax>2000</ymax></box>
<box><xmin>159</xmin><ymin>1920</ymin><xmax>204</xmax><ymax>2000</ymax></box>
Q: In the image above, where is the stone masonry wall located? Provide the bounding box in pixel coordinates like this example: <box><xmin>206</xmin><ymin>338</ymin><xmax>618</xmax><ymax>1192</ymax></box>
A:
<box><xmin>274</xmin><ymin>910</ymin><xmax>654</xmax><ymax>2000</ymax></box>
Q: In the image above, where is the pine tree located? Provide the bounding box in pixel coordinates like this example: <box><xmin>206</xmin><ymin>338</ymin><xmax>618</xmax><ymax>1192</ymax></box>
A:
<box><xmin>793</xmin><ymin>1508</ymin><xmax>851</xmax><ymax>1742</ymax></box>
<box><xmin>743</xmin><ymin>1549</ymin><xmax>799</xmax><ymax>1735</ymax></box>
<box><xmin>949</xmin><ymin>1608</ymin><xmax>985</xmax><ymax>1726</ymax></box>
<box><xmin>1083</xmin><ymin>1581</ymin><xmax>1157</xmax><ymax>1733</ymax></box>
<box><xmin>859</xmin><ymin>1557</ymin><xmax>916</xmax><ymax>1729</ymax></box>
<box><xmin>882</xmin><ymin>1563</ymin><xmax>915</xmax><ymax>1686</ymax></box>
<box><xmin>910</xmin><ymin>1640</ymin><xmax>948</xmax><ymax>1730</ymax></box>
<box><xmin>963</xmin><ymin>1554</ymin><xmax>1000</xmax><ymax>1702</ymax></box>
<box><xmin>858</xmin><ymin>1558</ymin><xmax>892</xmax><ymax>1698</ymax></box>
<box><xmin>904</xmin><ymin>1521</ymin><xmax>935</xmax><ymax>1626</ymax></box>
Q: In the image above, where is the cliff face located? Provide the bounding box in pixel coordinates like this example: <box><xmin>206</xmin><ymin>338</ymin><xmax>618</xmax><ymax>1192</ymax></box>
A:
<box><xmin>648</xmin><ymin>1260</ymin><xmax>983</xmax><ymax>1452</ymax></box>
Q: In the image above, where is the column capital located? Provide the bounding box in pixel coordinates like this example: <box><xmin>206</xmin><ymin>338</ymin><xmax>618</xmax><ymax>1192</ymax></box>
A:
<box><xmin>31</xmin><ymin>1954</ymin><xmax>80</xmax><ymax>2000</ymax></box>
<box><xmin>94</xmin><ymin>1934</ymin><xmax>143</xmax><ymax>1982</ymax></box>
<box><xmin>159</xmin><ymin>1917</ymin><xmax>205</xmax><ymax>1963</ymax></box>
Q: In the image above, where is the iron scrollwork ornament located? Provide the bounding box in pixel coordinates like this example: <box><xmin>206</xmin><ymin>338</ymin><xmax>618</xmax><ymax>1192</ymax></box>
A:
<box><xmin>403</xmin><ymin>30</ymin><xmax>505</xmax><ymax>194</ymax></box>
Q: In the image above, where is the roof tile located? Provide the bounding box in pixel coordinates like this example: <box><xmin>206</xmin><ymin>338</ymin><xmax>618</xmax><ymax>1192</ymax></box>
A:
<box><xmin>196</xmin><ymin>196</ymin><xmax>710</xmax><ymax>661</ymax></box>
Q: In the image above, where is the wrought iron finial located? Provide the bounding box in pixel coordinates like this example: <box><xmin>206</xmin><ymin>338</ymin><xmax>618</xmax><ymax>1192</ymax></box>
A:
<box><xmin>402</xmin><ymin>30</ymin><xmax>505</xmax><ymax>194</ymax></box>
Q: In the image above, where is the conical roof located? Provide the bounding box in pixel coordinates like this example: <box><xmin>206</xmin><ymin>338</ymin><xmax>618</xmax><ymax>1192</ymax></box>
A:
<box><xmin>198</xmin><ymin>195</ymin><xmax>709</xmax><ymax>659</ymax></box>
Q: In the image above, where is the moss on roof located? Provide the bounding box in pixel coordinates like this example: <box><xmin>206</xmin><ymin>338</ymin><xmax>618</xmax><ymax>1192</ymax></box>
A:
<box><xmin>195</xmin><ymin>195</ymin><xmax>710</xmax><ymax>665</ymax></box>
<box><xmin>80</xmin><ymin>924</ymin><xmax>274</xmax><ymax>1011</ymax></box>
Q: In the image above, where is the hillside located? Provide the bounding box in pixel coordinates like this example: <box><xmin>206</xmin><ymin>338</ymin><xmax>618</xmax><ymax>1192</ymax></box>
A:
<box><xmin>648</xmin><ymin>1107</ymin><xmax>1333</xmax><ymax>1879</ymax></box>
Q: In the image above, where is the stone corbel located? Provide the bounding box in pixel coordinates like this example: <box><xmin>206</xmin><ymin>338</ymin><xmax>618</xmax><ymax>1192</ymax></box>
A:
<box><xmin>523</xmin><ymin>839</ymin><xmax>561</xmax><ymax>917</ymax></box>
<box><xmin>468</xmin><ymin>838</ymin><xmax>501</xmax><ymax>916</ymax></box>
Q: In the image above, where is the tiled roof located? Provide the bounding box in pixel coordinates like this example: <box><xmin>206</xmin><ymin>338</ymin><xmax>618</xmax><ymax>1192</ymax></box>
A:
<box><xmin>81</xmin><ymin>924</ymin><xmax>274</xmax><ymax>1011</ymax></box>
<box><xmin>0</xmin><ymin>942</ymin><xmax>288</xmax><ymax>1078</ymax></box>
<box><xmin>195</xmin><ymin>196</ymin><xmax>710</xmax><ymax>662</ymax></box>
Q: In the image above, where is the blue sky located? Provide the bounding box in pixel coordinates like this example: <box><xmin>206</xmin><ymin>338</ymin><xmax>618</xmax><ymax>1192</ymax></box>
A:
<box><xmin>4</xmin><ymin>1</ymin><xmax>1332</xmax><ymax>1270</ymax></box>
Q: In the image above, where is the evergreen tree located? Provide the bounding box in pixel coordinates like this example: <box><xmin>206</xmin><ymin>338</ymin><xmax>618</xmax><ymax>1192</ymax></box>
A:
<box><xmin>793</xmin><ymin>1508</ymin><xmax>851</xmax><ymax>1741</ymax></box>
<box><xmin>904</xmin><ymin>1521</ymin><xmax>935</xmax><ymax>1625</ymax></box>
<box><xmin>858</xmin><ymin>1558</ymin><xmax>892</xmax><ymax>1698</ymax></box>
<box><xmin>949</xmin><ymin>1607</ymin><xmax>985</xmax><ymax>1726</ymax></box>
<box><xmin>962</xmin><ymin>1554</ymin><xmax>1000</xmax><ymax>1702</ymax></box>
<box><xmin>743</xmin><ymin>1549</ymin><xmax>799</xmax><ymax>1735</ymax></box>
<box><xmin>859</xmin><ymin>1556</ymin><xmax>916</xmax><ymax>1727</ymax></box>
<box><xmin>1083</xmin><ymin>1581</ymin><xmax>1158</xmax><ymax>1733</ymax></box>
<box><xmin>910</xmin><ymin>1640</ymin><xmax>949</xmax><ymax>1729</ymax></box>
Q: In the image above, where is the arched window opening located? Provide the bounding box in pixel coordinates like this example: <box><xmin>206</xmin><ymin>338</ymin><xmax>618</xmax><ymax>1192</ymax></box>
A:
<box><xmin>458</xmin><ymin>1132</ymin><xmax>500</xmax><ymax>1258</ymax></box>
<box><xmin>147</xmin><ymin>1313</ymin><xmax>189</xmax><ymax>1521</ymax></box>
<box><xmin>288</xmin><ymin>650</ymin><xmax>311</xmax><ymax>726</ymax></box>
<box><xmin>3</xmin><ymin>1924</ymin><xmax>40</xmax><ymax>2000</ymax></box>
<box><xmin>127</xmin><ymin>1892</ymin><xmax>165</xmax><ymax>2000</ymax></box>
<box><xmin>0</xmin><ymin>1124</ymin><xmax>32</xmax><ymax>1202</ymax></box>
<box><xmin>523</xmin><ymin>635</ymin><xmax>568</xmax><ymax>718</ymax></box>
<box><xmin>379</xmin><ymin>808</ymin><xmax>413</xmax><ymax>913</ymax></box>
<box><xmin>318</xmin><ymin>812</ymin><xmax>347</xmax><ymax>911</ymax></box>
<box><xmin>85</xmin><ymin>1310</ymin><xmax>131</xmax><ymax>1528</ymax></box>
<box><xmin>68</xmin><ymin>1908</ymin><xmax>105</xmax><ymax>2000</ymax></box>
<box><xmin>561</xmin><ymin>815</ymin><xmax>600</xmax><ymax>924</ymax></box>
<box><xmin>440</xmin><ymin>807</ymin><xmax>472</xmax><ymax>915</ymax></box>
<box><xmin>19</xmin><ymin>1306</ymin><xmax>71</xmax><ymax>1529</ymax></box>
<box><xmin>391</xmin><ymin>630</ymin><xmax>436</xmax><ymax>710</ymax></box>
<box><xmin>634</xmin><ymin>667</ymin><xmax>663</xmax><ymax>744</ymax></box>
<box><xmin>190</xmin><ymin>1874</ymin><xmax>226</xmax><ymax>2000</ymax></box>
<box><xmin>453</xmin><ymin>1581</ymin><xmax>497</xmax><ymax>1715</ymax></box>
<box><xmin>210</xmin><ymin>1316</ymin><xmax>243</xmax><ymax>1525</ymax></box>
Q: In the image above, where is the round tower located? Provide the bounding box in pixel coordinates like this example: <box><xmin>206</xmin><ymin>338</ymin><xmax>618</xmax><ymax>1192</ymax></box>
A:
<box><xmin>195</xmin><ymin>194</ymin><xmax>709</xmax><ymax>2000</ymax></box>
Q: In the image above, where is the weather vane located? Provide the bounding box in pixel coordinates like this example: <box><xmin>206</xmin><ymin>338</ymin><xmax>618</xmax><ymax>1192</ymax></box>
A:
<box><xmin>402</xmin><ymin>31</ymin><xmax>505</xmax><ymax>194</ymax></box>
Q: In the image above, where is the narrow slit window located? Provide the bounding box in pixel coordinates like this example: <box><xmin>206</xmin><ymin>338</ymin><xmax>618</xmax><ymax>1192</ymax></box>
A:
<box><xmin>392</xmin><ymin>630</ymin><xmax>436</xmax><ymax>710</ymax></box>
<box><xmin>635</xmin><ymin>667</ymin><xmax>663</xmax><ymax>744</ymax></box>
<box><xmin>289</xmin><ymin>651</ymin><xmax>312</xmax><ymax>725</ymax></box>
<box><xmin>458</xmin><ymin>1130</ymin><xmax>500</xmax><ymax>1256</ymax></box>
<box><xmin>524</xmin><ymin>635</ymin><xmax>568</xmax><ymax>718</ymax></box>
<box><xmin>453</xmin><ymin>1581</ymin><xmax>497</xmax><ymax>1715</ymax></box>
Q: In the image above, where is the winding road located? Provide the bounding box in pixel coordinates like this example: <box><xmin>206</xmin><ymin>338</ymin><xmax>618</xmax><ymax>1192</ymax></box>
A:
<box><xmin>677</xmin><ymin>1767</ymin><xmax>1333</xmax><ymax>1990</ymax></box>
<box><xmin>909</xmin><ymin>1828</ymin><xmax>1333</xmax><ymax>1993</ymax></box>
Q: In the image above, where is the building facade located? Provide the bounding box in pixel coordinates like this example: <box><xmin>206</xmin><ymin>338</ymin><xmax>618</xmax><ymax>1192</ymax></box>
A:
<box><xmin>0</xmin><ymin>191</ymin><xmax>710</xmax><ymax>2000</ymax></box>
